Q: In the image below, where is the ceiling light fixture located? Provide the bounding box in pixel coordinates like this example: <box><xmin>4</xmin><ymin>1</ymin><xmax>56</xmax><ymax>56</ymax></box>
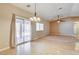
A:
<box><xmin>30</xmin><ymin>3</ymin><xmax>41</xmax><ymax>22</ymax></box>
<box><xmin>57</xmin><ymin>15</ymin><xmax>61</xmax><ymax>23</ymax></box>
<box><xmin>57</xmin><ymin>7</ymin><xmax>62</xmax><ymax>23</ymax></box>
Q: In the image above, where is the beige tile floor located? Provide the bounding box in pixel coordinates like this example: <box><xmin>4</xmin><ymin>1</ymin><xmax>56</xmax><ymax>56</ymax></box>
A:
<box><xmin>0</xmin><ymin>36</ymin><xmax>79</xmax><ymax>55</ymax></box>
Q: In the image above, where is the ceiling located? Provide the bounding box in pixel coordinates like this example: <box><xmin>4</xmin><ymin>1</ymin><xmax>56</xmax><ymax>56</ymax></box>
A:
<box><xmin>11</xmin><ymin>3</ymin><xmax>79</xmax><ymax>20</ymax></box>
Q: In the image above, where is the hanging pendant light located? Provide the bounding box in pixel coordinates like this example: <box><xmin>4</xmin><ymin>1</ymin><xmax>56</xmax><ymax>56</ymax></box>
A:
<box><xmin>57</xmin><ymin>7</ymin><xmax>62</xmax><ymax>23</ymax></box>
<box><xmin>30</xmin><ymin>3</ymin><xmax>41</xmax><ymax>22</ymax></box>
<box><xmin>57</xmin><ymin>15</ymin><xmax>61</xmax><ymax>23</ymax></box>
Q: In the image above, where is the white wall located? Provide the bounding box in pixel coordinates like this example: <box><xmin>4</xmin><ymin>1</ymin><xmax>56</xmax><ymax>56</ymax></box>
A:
<box><xmin>59</xmin><ymin>22</ymin><xmax>74</xmax><ymax>36</ymax></box>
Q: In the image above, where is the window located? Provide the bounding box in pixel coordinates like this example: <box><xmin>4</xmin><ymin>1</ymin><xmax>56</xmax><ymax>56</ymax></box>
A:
<box><xmin>36</xmin><ymin>23</ymin><xmax>44</xmax><ymax>31</ymax></box>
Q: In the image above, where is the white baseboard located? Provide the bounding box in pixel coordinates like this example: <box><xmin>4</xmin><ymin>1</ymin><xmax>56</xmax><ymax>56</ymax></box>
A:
<box><xmin>0</xmin><ymin>47</ymin><xmax>10</xmax><ymax>52</ymax></box>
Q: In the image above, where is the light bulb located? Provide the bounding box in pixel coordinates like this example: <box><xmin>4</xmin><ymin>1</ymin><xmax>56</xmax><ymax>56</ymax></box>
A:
<box><xmin>33</xmin><ymin>17</ymin><xmax>36</xmax><ymax>20</ymax></box>
<box><xmin>37</xmin><ymin>17</ymin><xmax>40</xmax><ymax>21</ymax></box>
<box><xmin>33</xmin><ymin>17</ymin><xmax>36</xmax><ymax>21</ymax></box>
<box><xmin>57</xmin><ymin>20</ymin><xmax>60</xmax><ymax>23</ymax></box>
<box><xmin>30</xmin><ymin>17</ymin><xmax>33</xmax><ymax>21</ymax></box>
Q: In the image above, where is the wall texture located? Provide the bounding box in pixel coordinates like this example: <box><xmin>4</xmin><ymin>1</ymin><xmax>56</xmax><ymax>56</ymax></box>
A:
<box><xmin>0</xmin><ymin>4</ymin><xmax>49</xmax><ymax>50</ymax></box>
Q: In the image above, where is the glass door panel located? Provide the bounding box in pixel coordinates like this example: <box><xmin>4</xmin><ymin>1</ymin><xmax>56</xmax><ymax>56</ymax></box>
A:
<box><xmin>24</xmin><ymin>20</ymin><xmax>31</xmax><ymax>42</ymax></box>
<box><xmin>16</xmin><ymin>19</ymin><xmax>24</xmax><ymax>44</ymax></box>
<box><xmin>16</xmin><ymin>18</ymin><xmax>31</xmax><ymax>45</ymax></box>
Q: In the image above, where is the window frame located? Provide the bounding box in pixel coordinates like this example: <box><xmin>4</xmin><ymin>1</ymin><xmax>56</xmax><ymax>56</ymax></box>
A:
<box><xmin>36</xmin><ymin>22</ymin><xmax>44</xmax><ymax>31</ymax></box>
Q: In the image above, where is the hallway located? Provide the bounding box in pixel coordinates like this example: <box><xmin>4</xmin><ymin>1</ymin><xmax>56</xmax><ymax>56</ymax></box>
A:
<box><xmin>0</xmin><ymin>36</ymin><xmax>79</xmax><ymax>55</ymax></box>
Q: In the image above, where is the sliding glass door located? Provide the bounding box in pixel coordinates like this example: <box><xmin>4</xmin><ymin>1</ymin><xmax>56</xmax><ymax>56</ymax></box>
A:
<box><xmin>16</xmin><ymin>18</ymin><xmax>31</xmax><ymax>45</ymax></box>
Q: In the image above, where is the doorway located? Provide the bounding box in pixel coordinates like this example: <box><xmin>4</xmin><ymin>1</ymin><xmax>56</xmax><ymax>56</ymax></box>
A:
<box><xmin>16</xmin><ymin>17</ymin><xmax>31</xmax><ymax>45</ymax></box>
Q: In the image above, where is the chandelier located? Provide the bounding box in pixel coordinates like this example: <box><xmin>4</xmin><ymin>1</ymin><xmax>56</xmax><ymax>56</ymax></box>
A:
<box><xmin>30</xmin><ymin>3</ymin><xmax>41</xmax><ymax>22</ymax></box>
